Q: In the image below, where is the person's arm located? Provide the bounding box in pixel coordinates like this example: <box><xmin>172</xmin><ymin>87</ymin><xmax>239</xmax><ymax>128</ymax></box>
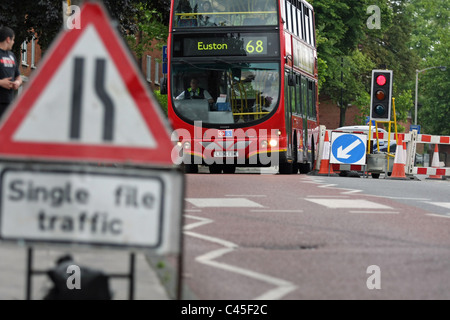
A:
<box><xmin>0</xmin><ymin>77</ymin><xmax>13</xmax><ymax>89</ymax></box>
<box><xmin>12</xmin><ymin>75</ymin><xmax>22</xmax><ymax>90</ymax></box>
<box><xmin>204</xmin><ymin>90</ymin><xmax>214</xmax><ymax>104</ymax></box>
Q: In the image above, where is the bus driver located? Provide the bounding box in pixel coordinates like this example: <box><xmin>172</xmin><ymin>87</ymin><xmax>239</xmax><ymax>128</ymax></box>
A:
<box><xmin>176</xmin><ymin>78</ymin><xmax>214</xmax><ymax>104</ymax></box>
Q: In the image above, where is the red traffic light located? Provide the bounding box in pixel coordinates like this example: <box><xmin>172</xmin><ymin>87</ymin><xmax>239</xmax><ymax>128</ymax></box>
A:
<box><xmin>371</xmin><ymin>70</ymin><xmax>393</xmax><ymax>120</ymax></box>
<box><xmin>376</xmin><ymin>75</ymin><xmax>387</xmax><ymax>86</ymax></box>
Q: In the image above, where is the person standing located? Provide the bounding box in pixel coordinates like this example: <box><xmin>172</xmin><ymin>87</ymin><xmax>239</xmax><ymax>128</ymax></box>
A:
<box><xmin>0</xmin><ymin>26</ymin><xmax>22</xmax><ymax>118</ymax></box>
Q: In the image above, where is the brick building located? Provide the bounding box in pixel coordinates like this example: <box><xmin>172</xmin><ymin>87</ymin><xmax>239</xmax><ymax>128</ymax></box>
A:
<box><xmin>18</xmin><ymin>37</ymin><xmax>42</xmax><ymax>90</ymax></box>
<box><xmin>140</xmin><ymin>40</ymin><xmax>165</xmax><ymax>92</ymax></box>
<box><xmin>318</xmin><ymin>94</ymin><xmax>362</xmax><ymax>130</ymax></box>
<box><xmin>17</xmin><ymin>35</ymin><xmax>164</xmax><ymax>93</ymax></box>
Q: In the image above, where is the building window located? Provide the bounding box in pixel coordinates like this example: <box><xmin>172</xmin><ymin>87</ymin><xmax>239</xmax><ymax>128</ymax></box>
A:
<box><xmin>31</xmin><ymin>38</ymin><xmax>36</xmax><ymax>68</ymax></box>
<box><xmin>146</xmin><ymin>55</ymin><xmax>152</xmax><ymax>82</ymax></box>
<box><xmin>154</xmin><ymin>62</ymin><xmax>160</xmax><ymax>85</ymax></box>
<box><xmin>21</xmin><ymin>41</ymin><xmax>28</xmax><ymax>66</ymax></box>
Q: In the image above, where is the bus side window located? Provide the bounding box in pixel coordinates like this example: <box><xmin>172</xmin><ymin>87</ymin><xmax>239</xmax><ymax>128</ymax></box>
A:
<box><xmin>308</xmin><ymin>80</ymin><xmax>314</xmax><ymax>119</ymax></box>
<box><xmin>296</xmin><ymin>75</ymin><xmax>302</xmax><ymax>114</ymax></box>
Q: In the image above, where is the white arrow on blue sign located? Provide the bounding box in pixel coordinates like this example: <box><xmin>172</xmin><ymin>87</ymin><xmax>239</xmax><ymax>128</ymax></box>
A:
<box><xmin>330</xmin><ymin>132</ymin><xmax>367</xmax><ymax>165</ymax></box>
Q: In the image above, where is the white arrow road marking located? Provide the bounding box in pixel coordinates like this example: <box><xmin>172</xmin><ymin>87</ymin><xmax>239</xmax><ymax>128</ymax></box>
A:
<box><xmin>337</xmin><ymin>139</ymin><xmax>362</xmax><ymax>159</ymax></box>
<box><xmin>184</xmin><ymin>214</ymin><xmax>297</xmax><ymax>300</ymax></box>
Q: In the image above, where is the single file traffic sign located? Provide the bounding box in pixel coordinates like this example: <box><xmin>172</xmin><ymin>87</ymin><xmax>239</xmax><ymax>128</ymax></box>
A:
<box><xmin>0</xmin><ymin>2</ymin><xmax>174</xmax><ymax>166</ymax></box>
<box><xmin>0</xmin><ymin>2</ymin><xmax>184</xmax><ymax>255</ymax></box>
<box><xmin>330</xmin><ymin>132</ymin><xmax>367</xmax><ymax>165</ymax></box>
<box><xmin>0</xmin><ymin>163</ymin><xmax>183</xmax><ymax>253</ymax></box>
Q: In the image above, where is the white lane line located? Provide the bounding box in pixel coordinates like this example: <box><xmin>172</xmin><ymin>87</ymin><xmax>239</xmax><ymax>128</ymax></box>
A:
<box><xmin>186</xmin><ymin>198</ymin><xmax>264</xmax><ymax>208</ymax></box>
<box><xmin>307</xmin><ymin>195</ymin><xmax>350</xmax><ymax>198</ymax></box>
<box><xmin>425</xmin><ymin>202</ymin><xmax>450</xmax><ymax>209</ymax></box>
<box><xmin>313</xmin><ymin>181</ymin><xmax>363</xmax><ymax>195</ymax></box>
<box><xmin>385</xmin><ymin>196</ymin><xmax>430</xmax><ymax>201</ymax></box>
<box><xmin>303</xmin><ymin>180</ymin><xmax>324</xmax><ymax>184</ymax></box>
<box><xmin>318</xmin><ymin>183</ymin><xmax>338</xmax><ymax>188</ymax></box>
<box><xmin>349</xmin><ymin>211</ymin><xmax>399</xmax><ymax>214</ymax></box>
<box><xmin>306</xmin><ymin>198</ymin><xmax>392</xmax><ymax>209</ymax></box>
<box><xmin>185</xmin><ymin>230</ymin><xmax>237</xmax><ymax>248</ymax></box>
<box><xmin>185</xmin><ymin>209</ymin><xmax>202</xmax><ymax>212</ymax></box>
<box><xmin>191</xmin><ymin>241</ymin><xmax>297</xmax><ymax>300</ymax></box>
<box><xmin>184</xmin><ymin>217</ymin><xmax>297</xmax><ymax>299</ymax></box>
<box><xmin>184</xmin><ymin>215</ymin><xmax>213</xmax><ymax>230</ymax></box>
<box><xmin>339</xmin><ymin>188</ymin><xmax>363</xmax><ymax>194</ymax></box>
<box><xmin>426</xmin><ymin>214</ymin><xmax>450</xmax><ymax>219</ymax></box>
<box><xmin>225</xmin><ymin>195</ymin><xmax>267</xmax><ymax>198</ymax></box>
<box><xmin>365</xmin><ymin>194</ymin><xmax>431</xmax><ymax>201</ymax></box>
<box><xmin>250</xmin><ymin>209</ymin><xmax>304</xmax><ymax>213</ymax></box>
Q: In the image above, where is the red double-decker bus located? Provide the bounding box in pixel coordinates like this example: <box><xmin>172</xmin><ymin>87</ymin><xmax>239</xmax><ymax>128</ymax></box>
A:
<box><xmin>166</xmin><ymin>0</ymin><xmax>319</xmax><ymax>174</ymax></box>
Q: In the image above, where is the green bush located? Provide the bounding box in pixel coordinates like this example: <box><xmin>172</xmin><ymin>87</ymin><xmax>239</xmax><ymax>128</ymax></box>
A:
<box><xmin>152</xmin><ymin>90</ymin><xmax>168</xmax><ymax>116</ymax></box>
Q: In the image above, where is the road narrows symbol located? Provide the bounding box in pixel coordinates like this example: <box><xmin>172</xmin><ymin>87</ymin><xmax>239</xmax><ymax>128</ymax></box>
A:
<box><xmin>95</xmin><ymin>58</ymin><xmax>114</xmax><ymax>141</ymax></box>
<box><xmin>70</xmin><ymin>57</ymin><xmax>84</xmax><ymax>140</ymax></box>
<box><xmin>69</xmin><ymin>57</ymin><xmax>115</xmax><ymax>142</ymax></box>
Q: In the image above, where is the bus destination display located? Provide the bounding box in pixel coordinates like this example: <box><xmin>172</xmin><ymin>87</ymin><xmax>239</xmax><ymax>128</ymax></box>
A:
<box><xmin>174</xmin><ymin>33</ymin><xmax>278</xmax><ymax>57</ymax></box>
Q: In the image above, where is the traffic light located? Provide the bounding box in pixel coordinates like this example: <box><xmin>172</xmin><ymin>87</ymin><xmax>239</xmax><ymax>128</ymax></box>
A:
<box><xmin>370</xmin><ymin>70</ymin><xmax>393</xmax><ymax>121</ymax></box>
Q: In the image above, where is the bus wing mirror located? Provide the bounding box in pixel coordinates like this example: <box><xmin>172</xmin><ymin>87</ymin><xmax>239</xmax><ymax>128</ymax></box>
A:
<box><xmin>160</xmin><ymin>77</ymin><xmax>168</xmax><ymax>95</ymax></box>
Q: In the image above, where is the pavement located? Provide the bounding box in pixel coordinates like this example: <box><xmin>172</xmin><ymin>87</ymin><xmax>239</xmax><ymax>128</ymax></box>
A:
<box><xmin>0</xmin><ymin>243</ymin><xmax>172</xmax><ymax>300</ymax></box>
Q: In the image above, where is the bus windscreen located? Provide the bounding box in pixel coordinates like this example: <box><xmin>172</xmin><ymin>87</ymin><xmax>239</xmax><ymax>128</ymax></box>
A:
<box><xmin>171</xmin><ymin>62</ymin><xmax>280</xmax><ymax>126</ymax></box>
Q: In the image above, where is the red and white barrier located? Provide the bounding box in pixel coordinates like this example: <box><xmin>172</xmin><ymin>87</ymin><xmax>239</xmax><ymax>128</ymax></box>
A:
<box><xmin>406</xmin><ymin>130</ymin><xmax>450</xmax><ymax>178</ymax></box>
<box><xmin>413</xmin><ymin>167</ymin><xmax>450</xmax><ymax>176</ymax></box>
<box><xmin>315</xmin><ymin>127</ymin><xmax>449</xmax><ymax>179</ymax></box>
<box><xmin>417</xmin><ymin>134</ymin><xmax>450</xmax><ymax>144</ymax></box>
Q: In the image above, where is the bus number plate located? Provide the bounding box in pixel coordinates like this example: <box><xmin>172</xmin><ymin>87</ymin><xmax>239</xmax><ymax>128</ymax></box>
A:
<box><xmin>214</xmin><ymin>151</ymin><xmax>238</xmax><ymax>157</ymax></box>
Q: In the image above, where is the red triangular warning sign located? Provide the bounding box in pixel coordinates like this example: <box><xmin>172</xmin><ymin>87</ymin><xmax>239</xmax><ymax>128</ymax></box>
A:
<box><xmin>0</xmin><ymin>3</ymin><xmax>174</xmax><ymax>166</ymax></box>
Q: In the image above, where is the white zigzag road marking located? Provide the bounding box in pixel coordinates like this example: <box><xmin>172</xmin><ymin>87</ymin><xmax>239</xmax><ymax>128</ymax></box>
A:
<box><xmin>184</xmin><ymin>215</ymin><xmax>213</xmax><ymax>230</ymax></box>
<box><xmin>183</xmin><ymin>215</ymin><xmax>297</xmax><ymax>300</ymax></box>
<box><xmin>313</xmin><ymin>180</ymin><xmax>363</xmax><ymax>195</ymax></box>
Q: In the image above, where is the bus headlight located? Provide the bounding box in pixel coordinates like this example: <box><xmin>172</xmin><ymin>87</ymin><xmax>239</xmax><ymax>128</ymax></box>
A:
<box><xmin>269</xmin><ymin>139</ymin><xmax>278</xmax><ymax>147</ymax></box>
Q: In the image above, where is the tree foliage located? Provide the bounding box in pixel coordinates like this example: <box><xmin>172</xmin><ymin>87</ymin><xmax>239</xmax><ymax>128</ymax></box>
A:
<box><xmin>312</xmin><ymin>0</ymin><xmax>448</xmax><ymax>134</ymax></box>
<box><xmin>0</xmin><ymin>0</ymin><xmax>62</xmax><ymax>58</ymax></box>
<box><xmin>1</xmin><ymin>0</ymin><xmax>447</xmax><ymax>134</ymax></box>
<box><xmin>125</xmin><ymin>2</ymin><xmax>169</xmax><ymax>62</ymax></box>
<box><xmin>407</xmin><ymin>0</ymin><xmax>449</xmax><ymax>135</ymax></box>
<box><xmin>0</xmin><ymin>0</ymin><xmax>170</xmax><ymax>58</ymax></box>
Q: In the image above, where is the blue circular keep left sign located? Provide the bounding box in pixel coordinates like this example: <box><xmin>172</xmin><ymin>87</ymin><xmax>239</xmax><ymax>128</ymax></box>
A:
<box><xmin>330</xmin><ymin>133</ymin><xmax>367</xmax><ymax>165</ymax></box>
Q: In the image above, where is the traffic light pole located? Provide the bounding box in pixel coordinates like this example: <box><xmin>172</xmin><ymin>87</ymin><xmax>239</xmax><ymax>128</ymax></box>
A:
<box><xmin>368</xmin><ymin>97</ymin><xmax>398</xmax><ymax>177</ymax></box>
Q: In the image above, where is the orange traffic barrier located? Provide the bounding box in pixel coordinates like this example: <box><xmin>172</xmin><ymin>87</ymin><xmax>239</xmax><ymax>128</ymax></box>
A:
<box><xmin>427</xmin><ymin>144</ymin><xmax>442</xmax><ymax>179</ymax></box>
<box><xmin>390</xmin><ymin>135</ymin><xmax>407</xmax><ymax>179</ymax></box>
<box><xmin>317</xmin><ymin>131</ymin><xmax>335</xmax><ymax>175</ymax></box>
